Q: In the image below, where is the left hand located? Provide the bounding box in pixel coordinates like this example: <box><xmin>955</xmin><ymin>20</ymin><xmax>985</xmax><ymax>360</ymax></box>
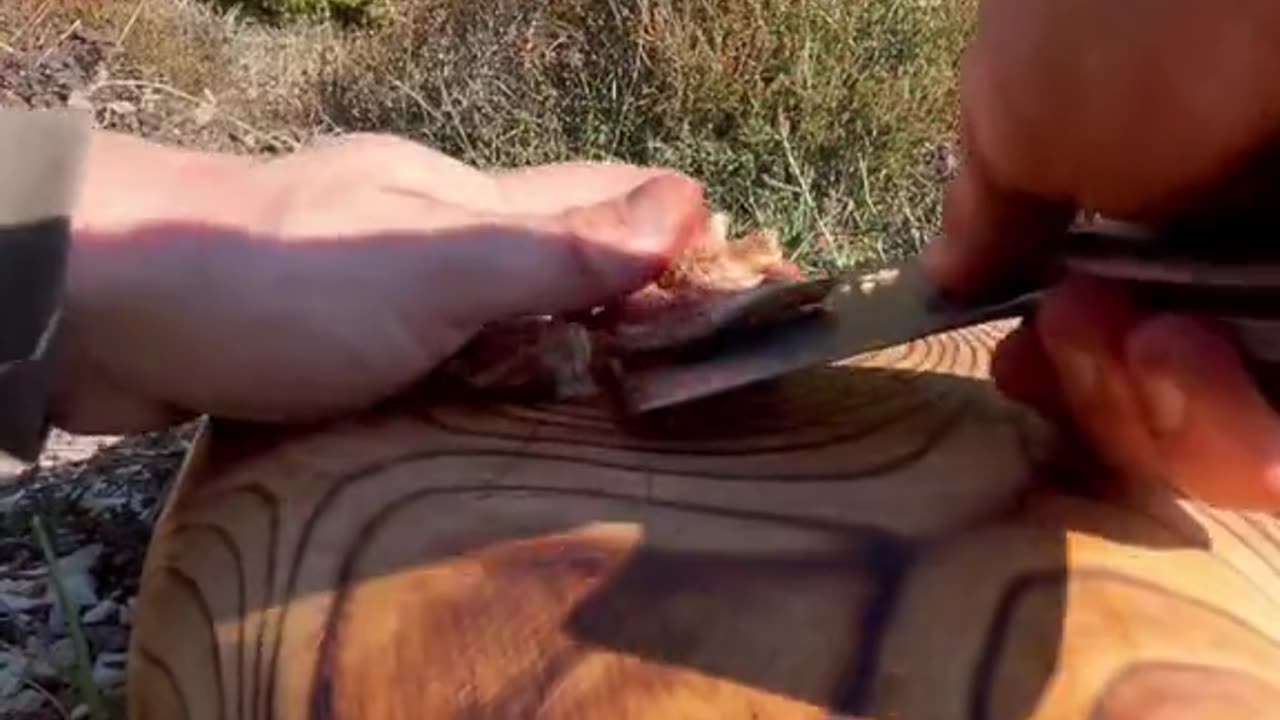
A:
<box><xmin>55</xmin><ymin>132</ymin><xmax>708</xmax><ymax>434</ymax></box>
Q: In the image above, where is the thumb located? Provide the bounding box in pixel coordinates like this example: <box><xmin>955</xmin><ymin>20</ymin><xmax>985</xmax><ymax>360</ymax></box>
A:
<box><xmin>449</xmin><ymin>172</ymin><xmax>709</xmax><ymax>324</ymax></box>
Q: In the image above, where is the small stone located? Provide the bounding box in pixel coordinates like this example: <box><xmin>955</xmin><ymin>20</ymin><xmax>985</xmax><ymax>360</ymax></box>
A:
<box><xmin>0</xmin><ymin>591</ymin><xmax>48</xmax><ymax>612</ymax></box>
<box><xmin>48</xmin><ymin>638</ymin><xmax>76</xmax><ymax>673</ymax></box>
<box><xmin>26</xmin><ymin>655</ymin><xmax>57</xmax><ymax>682</ymax></box>
<box><xmin>192</xmin><ymin>99</ymin><xmax>217</xmax><ymax>128</ymax></box>
<box><xmin>47</xmin><ymin>601</ymin><xmax>66</xmax><ymax>635</ymax></box>
<box><xmin>57</xmin><ymin>544</ymin><xmax>103</xmax><ymax>576</ymax></box>
<box><xmin>23</xmin><ymin>637</ymin><xmax>43</xmax><ymax>658</ymax></box>
<box><xmin>3</xmin><ymin>688</ymin><xmax>44</xmax><ymax>714</ymax></box>
<box><xmin>92</xmin><ymin>652</ymin><xmax>127</xmax><ymax>689</ymax></box>
<box><xmin>0</xmin><ymin>485</ymin><xmax>25</xmax><ymax>507</ymax></box>
<box><xmin>17</xmin><ymin>639</ymin><xmax>58</xmax><ymax>680</ymax></box>
<box><xmin>0</xmin><ymin>456</ymin><xmax>27</xmax><ymax>485</ymax></box>
<box><xmin>81</xmin><ymin>599</ymin><xmax>117</xmax><ymax>625</ymax></box>
<box><xmin>62</xmin><ymin>570</ymin><xmax>99</xmax><ymax>608</ymax></box>
<box><xmin>66</xmin><ymin>89</ymin><xmax>94</xmax><ymax>112</ymax></box>
<box><xmin>85</xmin><ymin>625</ymin><xmax>129</xmax><ymax>654</ymax></box>
<box><xmin>0</xmin><ymin>665</ymin><xmax>23</xmax><ymax>698</ymax></box>
<box><xmin>0</xmin><ymin>578</ymin><xmax>41</xmax><ymax>597</ymax></box>
<box><xmin>105</xmin><ymin>100</ymin><xmax>136</xmax><ymax>116</ymax></box>
<box><xmin>78</xmin><ymin>493</ymin><xmax>128</xmax><ymax>515</ymax></box>
<box><xmin>0</xmin><ymin>650</ymin><xmax>29</xmax><ymax>676</ymax></box>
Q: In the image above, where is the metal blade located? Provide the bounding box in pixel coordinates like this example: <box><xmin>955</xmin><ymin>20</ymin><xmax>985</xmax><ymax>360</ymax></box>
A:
<box><xmin>613</xmin><ymin>258</ymin><xmax>1042</xmax><ymax>414</ymax></box>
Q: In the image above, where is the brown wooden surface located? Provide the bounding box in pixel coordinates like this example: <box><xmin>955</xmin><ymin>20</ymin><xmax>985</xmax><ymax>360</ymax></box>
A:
<box><xmin>126</xmin><ymin>319</ymin><xmax>1280</xmax><ymax>719</ymax></box>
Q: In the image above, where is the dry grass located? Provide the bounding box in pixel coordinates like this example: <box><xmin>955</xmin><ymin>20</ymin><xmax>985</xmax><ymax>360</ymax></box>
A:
<box><xmin>1</xmin><ymin>0</ymin><xmax>973</xmax><ymax>271</ymax></box>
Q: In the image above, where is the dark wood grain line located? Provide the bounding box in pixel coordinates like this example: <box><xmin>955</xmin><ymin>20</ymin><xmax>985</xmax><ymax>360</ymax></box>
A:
<box><xmin>898</xmin><ymin>333</ymin><xmax>937</xmax><ymax>371</ymax></box>
<box><xmin>426</xmin><ymin>365</ymin><xmax>940</xmax><ymax>451</ymax></box>
<box><xmin>274</xmin><ymin>477</ymin><xmax>924</xmax><ymax>720</ymax></box>
<box><xmin>835</xmin><ymin>334</ymin><xmax>917</xmax><ymax>374</ymax></box>
<box><xmin>971</xmin><ymin>321</ymin><xmax>1008</xmax><ymax>353</ymax></box>
<box><xmin>1200</xmin><ymin>509</ymin><xmax>1280</xmax><ymax>586</ymax></box>
<box><xmin>266</xmin><ymin>440</ymin><xmax>962</xmax><ymax>720</ymax></box>
<box><xmin>491</xmin><ymin>405</ymin><xmax>616</xmax><ymax>431</ymax></box>
<box><xmin>409</xmin><ymin>389</ymin><xmax>965</xmax><ymax>479</ymax></box>
<box><xmin>161</xmin><ymin>566</ymin><xmax>228</xmax><ymax>720</ymax></box>
<box><xmin>864</xmin><ymin>336</ymin><xmax>918</xmax><ymax>368</ymax></box>
<box><xmin>970</xmin><ymin>568</ymin><xmax>1280</xmax><ymax>720</ymax></box>
<box><xmin>944</xmin><ymin>326</ymin><xmax>971</xmax><ymax>377</ymax></box>
<box><xmin>538</xmin><ymin>398</ymin><xmax>611</xmax><ymax>420</ymax></box>
<box><xmin>136</xmin><ymin>645</ymin><xmax>193</xmax><ymax>720</ymax></box>
<box><xmin>926</xmin><ymin>330</ymin><xmax>954</xmax><ymax>372</ymax></box>
<box><xmin>172</xmin><ymin>523</ymin><xmax>247</xmax><ymax>720</ymax></box>
<box><xmin>239</xmin><ymin>486</ymin><xmax>279</xmax><ymax>720</ymax></box>
<box><xmin>1254</xmin><ymin>512</ymin><xmax>1280</xmax><ymax>545</ymax></box>
<box><xmin>893</xmin><ymin>333</ymin><xmax>937</xmax><ymax>377</ymax></box>
<box><xmin>265</xmin><ymin>331</ymin><xmax>998</xmax><ymax>716</ymax></box>
<box><xmin>1122</xmin><ymin>502</ymin><xmax>1280</xmax><ymax>614</ymax></box>
<box><xmin>831</xmin><ymin>541</ymin><xmax>915</xmax><ymax>715</ymax></box>
<box><xmin>305</xmin><ymin>491</ymin><xmax>583</xmax><ymax>720</ymax></box>
<box><xmin>959</xmin><ymin>324</ymin><xmax>988</xmax><ymax>376</ymax></box>
<box><xmin>958</xmin><ymin>324</ymin><xmax>988</xmax><ymax>376</ymax></box>
<box><xmin>303</xmin><ymin>482</ymin><xmax>906</xmax><ymax>719</ymax></box>
<box><xmin>932</xmin><ymin>326</ymin><xmax>960</xmax><ymax>376</ymax></box>
<box><xmin>192</xmin><ymin>485</ymin><xmax>281</xmax><ymax>720</ymax></box>
<box><xmin>482</xmin><ymin>380</ymin><xmax>904</xmax><ymax>436</ymax></box>
<box><xmin>420</xmin><ymin>386</ymin><xmax>965</xmax><ymax>462</ymax></box>
<box><xmin>477</xmin><ymin>386</ymin><xmax>902</xmax><ymax>438</ymax></box>
<box><xmin>1241</xmin><ymin>515</ymin><xmax>1280</xmax><ymax>581</ymax></box>
<box><xmin>1251</xmin><ymin>514</ymin><xmax>1280</xmax><ymax>541</ymax></box>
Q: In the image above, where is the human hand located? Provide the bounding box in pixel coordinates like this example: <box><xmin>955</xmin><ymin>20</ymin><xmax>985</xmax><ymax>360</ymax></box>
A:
<box><xmin>924</xmin><ymin>0</ymin><xmax>1280</xmax><ymax>508</ymax></box>
<box><xmin>55</xmin><ymin>131</ymin><xmax>707</xmax><ymax>435</ymax></box>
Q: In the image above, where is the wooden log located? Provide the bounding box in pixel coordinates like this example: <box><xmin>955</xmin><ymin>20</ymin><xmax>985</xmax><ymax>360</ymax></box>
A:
<box><xmin>126</xmin><ymin>319</ymin><xmax>1280</xmax><ymax>719</ymax></box>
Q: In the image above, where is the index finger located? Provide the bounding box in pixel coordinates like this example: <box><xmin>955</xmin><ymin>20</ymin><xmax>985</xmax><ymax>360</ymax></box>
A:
<box><xmin>923</xmin><ymin>93</ymin><xmax>1074</xmax><ymax>297</ymax></box>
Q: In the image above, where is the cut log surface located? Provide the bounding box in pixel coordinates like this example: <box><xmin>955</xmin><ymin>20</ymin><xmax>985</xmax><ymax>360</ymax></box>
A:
<box><xmin>127</xmin><ymin>320</ymin><xmax>1280</xmax><ymax>720</ymax></box>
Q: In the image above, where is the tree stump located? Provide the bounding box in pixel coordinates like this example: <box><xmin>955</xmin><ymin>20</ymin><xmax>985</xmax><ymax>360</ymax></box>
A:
<box><xmin>126</xmin><ymin>320</ymin><xmax>1280</xmax><ymax>719</ymax></box>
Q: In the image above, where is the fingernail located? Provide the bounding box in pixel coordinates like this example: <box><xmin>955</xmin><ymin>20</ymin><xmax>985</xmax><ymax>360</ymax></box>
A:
<box><xmin>1054</xmin><ymin>345</ymin><xmax>1097</xmax><ymax>400</ymax></box>
<box><xmin>1126</xmin><ymin>316</ymin><xmax>1200</xmax><ymax>436</ymax></box>
<box><xmin>1126</xmin><ymin>315</ymin><xmax>1203</xmax><ymax>435</ymax></box>
<box><xmin>1133</xmin><ymin>372</ymin><xmax>1186</xmax><ymax>435</ymax></box>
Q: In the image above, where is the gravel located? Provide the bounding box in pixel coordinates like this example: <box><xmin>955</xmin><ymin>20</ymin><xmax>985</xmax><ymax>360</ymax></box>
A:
<box><xmin>0</xmin><ymin>426</ymin><xmax>195</xmax><ymax>719</ymax></box>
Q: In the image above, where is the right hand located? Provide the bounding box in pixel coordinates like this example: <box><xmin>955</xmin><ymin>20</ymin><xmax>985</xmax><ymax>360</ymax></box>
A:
<box><xmin>923</xmin><ymin>0</ymin><xmax>1280</xmax><ymax>508</ymax></box>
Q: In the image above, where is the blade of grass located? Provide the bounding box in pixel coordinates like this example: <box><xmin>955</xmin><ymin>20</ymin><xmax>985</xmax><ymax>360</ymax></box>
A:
<box><xmin>777</xmin><ymin>114</ymin><xmax>838</xmax><ymax>263</ymax></box>
<box><xmin>19</xmin><ymin>675</ymin><xmax>71</xmax><ymax>720</ymax></box>
<box><xmin>32</xmin><ymin>515</ymin><xmax>110</xmax><ymax>720</ymax></box>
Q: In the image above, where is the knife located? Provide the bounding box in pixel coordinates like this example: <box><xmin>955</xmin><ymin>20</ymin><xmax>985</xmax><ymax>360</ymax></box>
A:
<box><xmin>606</xmin><ymin>219</ymin><xmax>1280</xmax><ymax>416</ymax></box>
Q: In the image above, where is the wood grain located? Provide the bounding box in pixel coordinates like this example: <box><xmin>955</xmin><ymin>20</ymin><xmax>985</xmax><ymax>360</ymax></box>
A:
<box><xmin>126</xmin><ymin>319</ymin><xmax>1280</xmax><ymax>719</ymax></box>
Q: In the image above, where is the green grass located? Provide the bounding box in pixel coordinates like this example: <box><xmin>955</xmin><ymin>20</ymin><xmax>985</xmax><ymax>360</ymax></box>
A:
<box><xmin>322</xmin><ymin>0</ymin><xmax>974</xmax><ymax>273</ymax></box>
<box><xmin>32</xmin><ymin>515</ymin><xmax>112</xmax><ymax>720</ymax></box>
<box><xmin>3</xmin><ymin>0</ymin><xmax>974</xmax><ymax>273</ymax></box>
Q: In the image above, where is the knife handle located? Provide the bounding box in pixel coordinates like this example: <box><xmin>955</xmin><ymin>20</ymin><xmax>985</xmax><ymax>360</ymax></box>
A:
<box><xmin>1049</xmin><ymin>222</ymin><xmax>1280</xmax><ymax>409</ymax></box>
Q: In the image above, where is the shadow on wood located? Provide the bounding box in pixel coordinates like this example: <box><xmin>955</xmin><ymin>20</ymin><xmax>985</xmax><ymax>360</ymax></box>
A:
<box><xmin>125</xmin><ymin>320</ymin><xmax>1280</xmax><ymax>719</ymax></box>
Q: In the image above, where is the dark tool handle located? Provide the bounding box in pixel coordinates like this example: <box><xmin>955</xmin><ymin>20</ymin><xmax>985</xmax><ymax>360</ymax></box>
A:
<box><xmin>1044</xmin><ymin>222</ymin><xmax>1280</xmax><ymax>410</ymax></box>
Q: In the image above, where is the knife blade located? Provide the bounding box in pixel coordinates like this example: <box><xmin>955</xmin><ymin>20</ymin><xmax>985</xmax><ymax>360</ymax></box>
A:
<box><xmin>609</xmin><ymin>257</ymin><xmax>1044</xmax><ymax>414</ymax></box>
<box><xmin>607</xmin><ymin>223</ymin><xmax>1280</xmax><ymax>416</ymax></box>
